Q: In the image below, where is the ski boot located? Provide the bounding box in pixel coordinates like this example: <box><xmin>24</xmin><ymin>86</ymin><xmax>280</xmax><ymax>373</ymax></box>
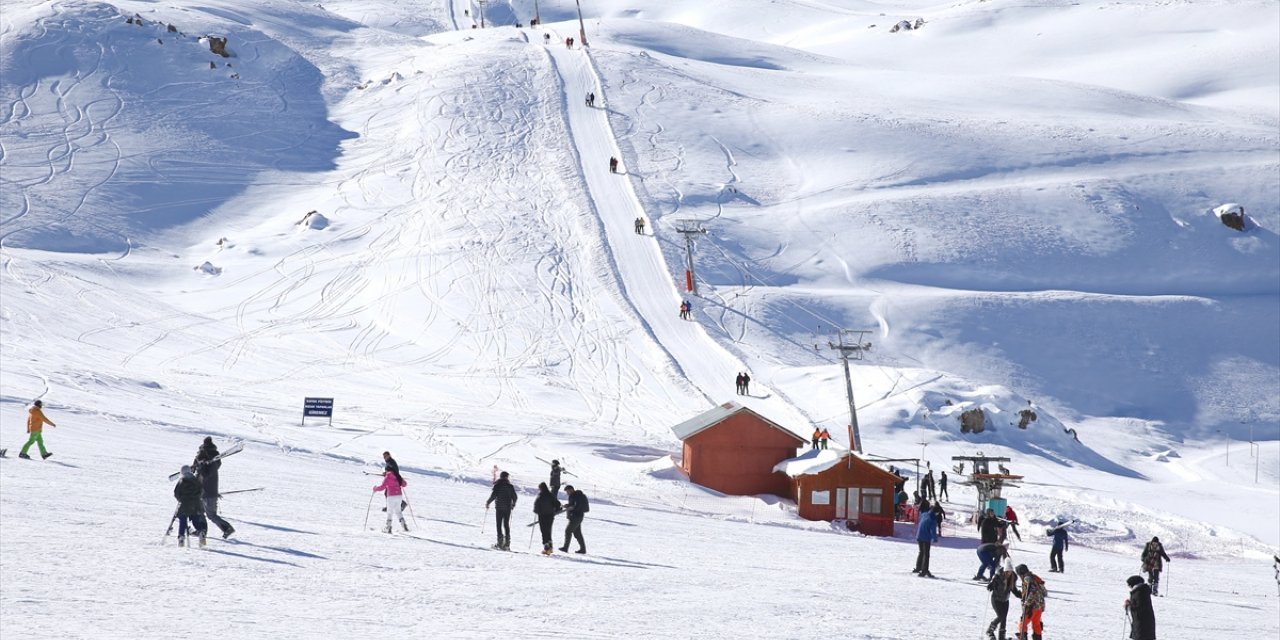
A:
<box><xmin>18</xmin><ymin>453</ymin><xmax>31</xmax><ymax>459</ymax></box>
<box><xmin>199</xmin><ymin>531</ymin><xmax>207</xmax><ymax>548</ymax></box>
<box><xmin>400</xmin><ymin>518</ymin><xmax>409</xmax><ymax>532</ymax></box>
<box><xmin>41</xmin><ymin>452</ymin><xmax>53</xmax><ymax>459</ymax></box>
<box><xmin>542</xmin><ymin>545</ymin><xmax>553</xmax><ymax>556</ymax></box>
<box><xmin>222</xmin><ymin>525</ymin><xmax>235</xmax><ymax>540</ymax></box>
<box><xmin>383</xmin><ymin>523</ymin><xmax>393</xmax><ymax>534</ymax></box>
<box><xmin>177</xmin><ymin>536</ymin><xmax>186</xmax><ymax>548</ymax></box>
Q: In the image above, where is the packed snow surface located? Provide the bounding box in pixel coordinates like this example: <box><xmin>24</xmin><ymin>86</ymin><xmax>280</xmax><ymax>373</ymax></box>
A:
<box><xmin>1</xmin><ymin>0</ymin><xmax>1277</xmax><ymax>637</ymax></box>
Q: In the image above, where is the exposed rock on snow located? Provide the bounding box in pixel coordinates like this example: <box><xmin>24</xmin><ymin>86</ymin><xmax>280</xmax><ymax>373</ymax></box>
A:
<box><xmin>1018</xmin><ymin>407</ymin><xmax>1037</xmax><ymax>429</ymax></box>
<box><xmin>194</xmin><ymin>261</ymin><xmax>222</xmax><ymax>275</ymax></box>
<box><xmin>298</xmin><ymin>210</ymin><xmax>329</xmax><ymax>230</ymax></box>
<box><xmin>1213</xmin><ymin>203</ymin><xmax>1248</xmax><ymax>232</ymax></box>
<box><xmin>204</xmin><ymin>35</ymin><xmax>230</xmax><ymax>57</ymax></box>
<box><xmin>960</xmin><ymin>407</ymin><xmax>986</xmax><ymax>433</ymax></box>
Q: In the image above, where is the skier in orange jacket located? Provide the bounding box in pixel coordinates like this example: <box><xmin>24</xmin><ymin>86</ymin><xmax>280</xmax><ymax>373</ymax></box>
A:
<box><xmin>20</xmin><ymin>399</ymin><xmax>56</xmax><ymax>459</ymax></box>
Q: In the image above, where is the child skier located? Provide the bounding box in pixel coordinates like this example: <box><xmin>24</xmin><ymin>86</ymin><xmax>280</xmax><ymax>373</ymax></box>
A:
<box><xmin>373</xmin><ymin>470</ymin><xmax>407</xmax><ymax>533</ymax></box>
<box><xmin>173</xmin><ymin>465</ymin><xmax>208</xmax><ymax>547</ymax></box>
<box><xmin>1014</xmin><ymin>564</ymin><xmax>1047</xmax><ymax>640</ymax></box>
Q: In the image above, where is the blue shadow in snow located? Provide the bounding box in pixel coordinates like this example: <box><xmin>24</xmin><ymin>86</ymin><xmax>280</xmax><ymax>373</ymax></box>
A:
<box><xmin>203</xmin><ymin>547</ymin><xmax>301</xmax><ymax>567</ymax></box>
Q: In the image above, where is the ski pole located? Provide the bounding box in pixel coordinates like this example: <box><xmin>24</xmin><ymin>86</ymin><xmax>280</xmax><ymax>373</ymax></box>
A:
<box><xmin>219</xmin><ymin>488</ymin><xmax>265</xmax><ymax>496</ymax></box>
<box><xmin>363</xmin><ymin>492</ymin><xmax>375</xmax><ymax>531</ymax></box>
<box><xmin>481</xmin><ymin>505</ymin><xmax>488</xmax><ymax>533</ymax></box>
<box><xmin>1123</xmin><ymin>609</ymin><xmax>1130</xmax><ymax>639</ymax></box>
<box><xmin>163</xmin><ymin>507</ymin><xmax>179</xmax><ymax>542</ymax></box>
<box><xmin>401</xmin><ymin>488</ymin><xmax>420</xmax><ymax>528</ymax></box>
<box><xmin>528</xmin><ymin>519</ymin><xmax>536</xmax><ymax>551</ymax></box>
<box><xmin>1164</xmin><ymin>561</ymin><xmax>1170</xmax><ymax>597</ymax></box>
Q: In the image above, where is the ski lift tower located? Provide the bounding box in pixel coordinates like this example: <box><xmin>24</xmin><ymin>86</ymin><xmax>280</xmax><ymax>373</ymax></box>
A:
<box><xmin>952</xmin><ymin>452</ymin><xmax>1020</xmax><ymax>518</ymax></box>
<box><xmin>674</xmin><ymin>220</ymin><xmax>707</xmax><ymax>295</ymax></box>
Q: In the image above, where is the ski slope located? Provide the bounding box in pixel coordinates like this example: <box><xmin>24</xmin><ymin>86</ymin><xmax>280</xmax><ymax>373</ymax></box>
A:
<box><xmin>1</xmin><ymin>0</ymin><xmax>1278</xmax><ymax>637</ymax></box>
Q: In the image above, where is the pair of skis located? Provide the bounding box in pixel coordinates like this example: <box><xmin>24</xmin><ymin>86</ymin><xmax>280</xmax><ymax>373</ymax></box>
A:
<box><xmin>167</xmin><ymin>440</ymin><xmax>245</xmax><ymax>480</ymax></box>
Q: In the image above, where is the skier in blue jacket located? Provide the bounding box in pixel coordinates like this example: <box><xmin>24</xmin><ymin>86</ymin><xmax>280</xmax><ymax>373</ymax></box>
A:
<box><xmin>1050</xmin><ymin>522</ymin><xmax>1070</xmax><ymax>573</ymax></box>
<box><xmin>913</xmin><ymin>499</ymin><xmax>939</xmax><ymax>578</ymax></box>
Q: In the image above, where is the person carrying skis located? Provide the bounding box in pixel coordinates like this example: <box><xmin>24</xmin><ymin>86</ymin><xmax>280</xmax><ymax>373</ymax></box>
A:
<box><xmin>913</xmin><ymin>499</ymin><xmax>938</xmax><ymax>577</ymax></box>
<box><xmin>1141</xmin><ymin>536</ymin><xmax>1171</xmax><ymax>595</ymax></box>
<box><xmin>194</xmin><ymin>438</ymin><xmax>234</xmax><ymax>539</ymax></box>
<box><xmin>987</xmin><ymin>560</ymin><xmax>1022</xmax><ymax>640</ymax></box>
<box><xmin>19</xmin><ymin>399</ymin><xmax>56</xmax><ymax>460</ymax></box>
<box><xmin>1125</xmin><ymin>575</ymin><xmax>1156</xmax><ymax>640</ymax></box>
<box><xmin>373</xmin><ymin>469</ymin><xmax>407</xmax><ymax>533</ymax></box>
<box><xmin>486</xmin><ymin>471</ymin><xmax>518</xmax><ymax>550</ymax></box>
<box><xmin>1049</xmin><ymin>522</ymin><xmax>1069</xmax><ymax>573</ymax></box>
<box><xmin>608</xmin><ymin>156</ymin><xmax>618</xmax><ymax>173</ymax></box>
<box><xmin>549</xmin><ymin>459</ymin><xmax>564</xmax><ymax>497</ymax></box>
<box><xmin>533</xmin><ymin>482</ymin><xmax>562</xmax><ymax>555</ymax></box>
<box><xmin>173</xmin><ymin>465</ymin><xmax>208</xmax><ymax>548</ymax></box>
<box><xmin>975</xmin><ymin>542</ymin><xmax>1007</xmax><ymax>581</ymax></box>
<box><xmin>1014</xmin><ymin>563</ymin><xmax>1046</xmax><ymax>640</ymax></box>
<box><xmin>559</xmin><ymin>484</ymin><xmax>589</xmax><ymax>554</ymax></box>
<box><xmin>939</xmin><ymin>470</ymin><xmax>949</xmax><ymax>501</ymax></box>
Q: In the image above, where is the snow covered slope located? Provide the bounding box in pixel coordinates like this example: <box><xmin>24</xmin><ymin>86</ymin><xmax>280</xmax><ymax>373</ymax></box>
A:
<box><xmin>1</xmin><ymin>0</ymin><xmax>1277</xmax><ymax>637</ymax></box>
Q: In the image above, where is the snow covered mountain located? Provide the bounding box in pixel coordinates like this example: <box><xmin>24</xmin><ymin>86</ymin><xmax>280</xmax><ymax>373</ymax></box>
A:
<box><xmin>1</xmin><ymin>0</ymin><xmax>1277</xmax><ymax>637</ymax></box>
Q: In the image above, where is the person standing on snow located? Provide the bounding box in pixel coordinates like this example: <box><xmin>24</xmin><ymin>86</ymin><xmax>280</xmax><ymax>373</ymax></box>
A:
<box><xmin>549</xmin><ymin>459</ymin><xmax>564</xmax><ymax>497</ymax></box>
<box><xmin>1049</xmin><ymin>523</ymin><xmax>1069</xmax><ymax>573</ymax></box>
<box><xmin>987</xmin><ymin>560</ymin><xmax>1022</xmax><ymax>640</ymax></box>
<box><xmin>1014</xmin><ymin>563</ymin><xmax>1047</xmax><ymax>640</ymax></box>
<box><xmin>922</xmin><ymin>469</ymin><xmax>936</xmax><ymax>501</ymax></box>
<box><xmin>533</xmin><ymin>482</ymin><xmax>562</xmax><ymax>555</ymax></box>
<box><xmin>373</xmin><ymin>469</ymin><xmax>407</xmax><ymax>533</ymax></box>
<box><xmin>811</xmin><ymin>428</ymin><xmax>822</xmax><ymax>451</ymax></box>
<box><xmin>741</xmin><ymin>371</ymin><xmax>750</xmax><ymax>395</ymax></box>
<box><xmin>19</xmin><ymin>399</ymin><xmax>56</xmax><ymax>460</ymax></box>
<box><xmin>978</xmin><ymin>508</ymin><xmax>1004</xmax><ymax>544</ymax></box>
<box><xmin>634</xmin><ymin>217</ymin><xmax>645</xmax><ymax>234</ymax></box>
<box><xmin>608</xmin><ymin>156</ymin><xmax>618</xmax><ymax>173</ymax></box>
<box><xmin>1141</xmin><ymin>537</ymin><xmax>1171</xmax><ymax>595</ymax></box>
<box><xmin>818</xmin><ymin>428</ymin><xmax>831</xmax><ymax>450</ymax></box>
<box><xmin>913</xmin><ymin>499</ymin><xmax>938</xmax><ymax>577</ymax></box>
<box><xmin>559</xmin><ymin>485</ymin><xmax>589</xmax><ymax>554</ymax></box>
<box><xmin>939</xmin><ymin>471</ymin><xmax>949</xmax><ymax>501</ymax></box>
<box><xmin>194</xmin><ymin>438</ymin><xmax>234</xmax><ymax>539</ymax></box>
<box><xmin>1125</xmin><ymin>575</ymin><xmax>1156</xmax><ymax>640</ymax></box>
<box><xmin>735</xmin><ymin>372</ymin><xmax>745</xmax><ymax>395</ymax></box>
<box><xmin>486</xmin><ymin>471</ymin><xmax>518</xmax><ymax>550</ymax></box>
<box><xmin>173</xmin><ymin>465</ymin><xmax>208</xmax><ymax>547</ymax></box>
<box><xmin>1003</xmin><ymin>505</ymin><xmax>1022</xmax><ymax>542</ymax></box>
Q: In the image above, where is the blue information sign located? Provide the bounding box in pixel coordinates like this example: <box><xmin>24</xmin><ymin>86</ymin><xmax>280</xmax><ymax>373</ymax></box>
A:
<box><xmin>302</xmin><ymin>397</ymin><xmax>334</xmax><ymax>425</ymax></box>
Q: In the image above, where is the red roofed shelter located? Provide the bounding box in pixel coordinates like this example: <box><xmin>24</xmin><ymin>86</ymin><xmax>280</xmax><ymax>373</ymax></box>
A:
<box><xmin>672</xmin><ymin>402</ymin><xmax>806</xmax><ymax>497</ymax></box>
<box><xmin>774</xmin><ymin>449</ymin><xmax>899</xmax><ymax>536</ymax></box>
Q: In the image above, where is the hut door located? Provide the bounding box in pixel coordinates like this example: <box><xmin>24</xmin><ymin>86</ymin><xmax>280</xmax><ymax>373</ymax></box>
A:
<box><xmin>835</xmin><ymin>488</ymin><xmax>847</xmax><ymax>519</ymax></box>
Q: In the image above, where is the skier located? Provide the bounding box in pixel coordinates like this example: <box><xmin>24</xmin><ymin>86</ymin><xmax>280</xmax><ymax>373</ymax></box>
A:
<box><xmin>634</xmin><ymin>217</ymin><xmax>645</xmax><ymax>234</ymax></box>
<box><xmin>543</xmin><ymin>33</ymin><xmax>550</xmax><ymax>43</ymax></box>
<box><xmin>1014</xmin><ymin>563</ymin><xmax>1047</xmax><ymax>640</ymax></box>
<box><xmin>559</xmin><ymin>484</ymin><xmax>589</xmax><ymax>554</ymax></box>
<box><xmin>533</xmin><ymin>482</ymin><xmax>561</xmax><ymax>555</ymax></box>
<box><xmin>372</xmin><ymin>468</ymin><xmax>407</xmax><ymax>533</ymax></box>
<box><xmin>1003</xmin><ymin>505</ymin><xmax>1022</xmax><ymax>542</ymax></box>
<box><xmin>1125</xmin><ymin>575</ymin><xmax>1156</xmax><ymax>640</ymax></box>
<box><xmin>18</xmin><ymin>399</ymin><xmax>56</xmax><ymax>460</ymax></box>
<box><xmin>913</xmin><ymin>499</ymin><xmax>938</xmax><ymax>577</ymax></box>
<box><xmin>975</xmin><ymin>542</ymin><xmax>1007</xmax><ymax>581</ymax></box>
<box><xmin>939</xmin><ymin>471</ymin><xmax>949</xmax><ymax>501</ymax></box>
<box><xmin>608</xmin><ymin>156</ymin><xmax>618</xmax><ymax>173</ymax></box>
<box><xmin>486</xmin><ymin>470</ymin><xmax>518</xmax><ymax>550</ymax></box>
<box><xmin>173</xmin><ymin>465</ymin><xmax>208</xmax><ymax>548</ymax></box>
<box><xmin>735</xmin><ymin>372</ymin><xmax>745</xmax><ymax>395</ymax></box>
<box><xmin>1141</xmin><ymin>536</ymin><xmax>1171</xmax><ymax>595</ymax></box>
<box><xmin>978</xmin><ymin>508</ymin><xmax>1004</xmax><ymax>544</ymax></box>
<box><xmin>382</xmin><ymin>450</ymin><xmax>400</xmax><ymax>476</ymax></box>
<box><xmin>987</xmin><ymin>560</ymin><xmax>1022</xmax><ymax>640</ymax></box>
<box><xmin>194</xmin><ymin>438</ymin><xmax>235</xmax><ymax>539</ymax></box>
<box><xmin>818</xmin><ymin>428</ymin><xmax>830</xmax><ymax>450</ymax></box>
<box><xmin>1049</xmin><ymin>522</ymin><xmax>1069</xmax><ymax>573</ymax></box>
<box><xmin>741</xmin><ymin>371</ymin><xmax>750</xmax><ymax>395</ymax></box>
<box><xmin>549</xmin><ymin>459</ymin><xmax>564</xmax><ymax>497</ymax></box>
<box><xmin>930</xmin><ymin>502</ymin><xmax>946</xmax><ymax>536</ymax></box>
<box><xmin>923</xmin><ymin>469</ymin><xmax>936</xmax><ymax>501</ymax></box>
<box><xmin>810</xmin><ymin>428</ymin><xmax>821</xmax><ymax>451</ymax></box>
<box><xmin>585</xmin><ymin>92</ymin><xmax>595</xmax><ymax>107</ymax></box>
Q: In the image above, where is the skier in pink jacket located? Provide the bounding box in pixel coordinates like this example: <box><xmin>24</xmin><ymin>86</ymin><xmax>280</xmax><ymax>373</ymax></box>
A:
<box><xmin>373</xmin><ymin>470</ymin><xmax>407</xmax><ymax>533</ymax></box>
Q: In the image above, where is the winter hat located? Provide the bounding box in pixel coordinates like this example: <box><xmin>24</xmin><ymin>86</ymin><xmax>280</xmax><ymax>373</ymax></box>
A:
<box><xmin>1015</xmin><ymin>564</ymin><xmax>1029</xmax><ymax>576</ymax></box>
<box><xmin>552</xmin><ymin>460</ymin><xmax>559</xmax><ymax>465</ymax></box>
<box><xmin>1126</xmin><ymin>575</ymin><xmax>1145</xmax><ymax>588</ymax></box>
<box><xmin>180</xmin><ymin>465</ymin><xmax>195</xmax><ymax>479</ymax></box>
<box><xmin>1001</xmin><ymin>558</ymin><xmax>1015</xmax><ymax>573</ymax></box>
<box><xmin>203</xmin><ymin>436</ymin><xmax>214</xmax><ymax>445</ymax></box>
<box><xmin>500</xmin><ymin>471</ymin><xmax>509</xmax><ymax>479</ymax></box>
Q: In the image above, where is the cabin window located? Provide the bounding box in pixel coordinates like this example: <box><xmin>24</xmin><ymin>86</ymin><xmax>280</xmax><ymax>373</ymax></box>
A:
<box><xmin>811</xmin><ymin>490</ymin><xmax>830</xmax><ymax>505</ymax></box>
<box><xmin>861</xmin><ymin>488</ymin><xmax>883</xmax><ymax>514</ymax></box>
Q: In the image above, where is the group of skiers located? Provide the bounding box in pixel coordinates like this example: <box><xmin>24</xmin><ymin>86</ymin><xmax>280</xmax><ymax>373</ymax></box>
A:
<box><xmin>810</xmin><ymin>427</ymin><xmax>831</xmax><ymax>450</ymax></box>
<box><xmin>678</xmin><ymin>299</ymin><xmax>693</xmax><ymax>320</ymax></box>
<box><xmin>372</xmin><ymin>451</ymin><xmax>410</xmax><ymax>533</ymax></box>
<box><xmin>734</xmin><ymin>372</ymin><xmax>752</xmax><ymax>395</ymax></box>
<box><xmin>171</xmin><ymin>437</ymin><xmax>236</xmax><ymax>547</ymax></box>
<box><xmin>487</xmin><ymin>460</ymin><xmax>590</xmax><ymax>555</ymax></box>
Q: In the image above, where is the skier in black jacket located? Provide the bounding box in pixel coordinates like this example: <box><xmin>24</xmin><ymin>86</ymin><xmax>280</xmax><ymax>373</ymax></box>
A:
<box><xmin>1125</xmin><ymin>575</ymin><xmax>1156</xmax><ymax>640</ymax></box>
<box><xmin>173</xmin><ymin>466</ymin><xmax>208</xmax><ymax>547</ymax></box>
<box><xmin>533</xmin><ymin>482</ymin><xmax>562</xmax><ymax>555</ymax></box>
<box><xmin>549</xmin><ymin>460</ymin><xmax>564</xmax><ymax>497</ymax></box>
<box><xmin>194</xmin><ymin>447</ymin><xmax>234</xmax><ymax>539</ymax></box>
<box><xmin>486</xmin><ymin>471</ymin><xmax>518</xmax><ymax>550</ymax></box>
<box><xmin>977</xmin><ymin>508</ymin><xmax>1003</xmax><ymax>544</ymax></box>
<box><xmin>559</xmin><ymin>485</ymin><xmax>589</xmax><ymax>554</ymax></box>
<box><xmin>986</xmin><ymin>563</ymin><xmax>1022</xmax><ymax>640</ymax></box>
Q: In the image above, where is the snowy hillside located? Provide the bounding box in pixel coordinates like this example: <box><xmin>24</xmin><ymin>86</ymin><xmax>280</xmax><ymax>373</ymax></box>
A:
<box><xmin>2</xmin><ymin>0</ymin><xmax>1278</xmax><ymax>637</ymax></box>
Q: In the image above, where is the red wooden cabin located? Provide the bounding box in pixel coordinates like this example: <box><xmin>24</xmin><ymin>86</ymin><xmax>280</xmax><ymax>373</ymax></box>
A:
<box><xmin>672</xmin><ymin>401</ymin><xmax>806</xmax><ymax>497</ymax></box>
<box><xmin>775</xmin><ymin>450</ymin><xmax>899</xmax><ymax>536</ymax></box>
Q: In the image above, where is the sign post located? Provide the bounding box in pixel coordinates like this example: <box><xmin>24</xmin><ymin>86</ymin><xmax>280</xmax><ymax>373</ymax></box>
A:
<box><xmin>302</xmin><ymin>397</ymin><xmax>334</xmax><ymax>426</ymax></box>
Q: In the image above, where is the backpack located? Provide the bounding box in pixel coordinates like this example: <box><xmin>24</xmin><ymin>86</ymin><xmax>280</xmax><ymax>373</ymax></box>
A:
<box><xmin>577</xmin><ymin>492</ymin><xmax>590</xmax><ymax>513</ymax></box>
